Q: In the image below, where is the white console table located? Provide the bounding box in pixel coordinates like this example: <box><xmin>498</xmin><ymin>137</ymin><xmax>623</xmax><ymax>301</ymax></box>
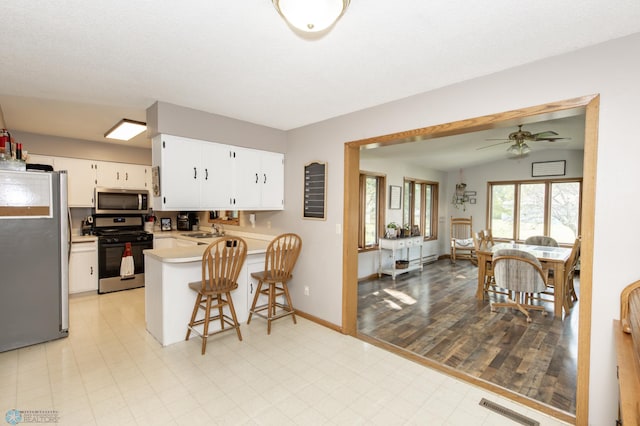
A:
<box><xmin>378</xmin><ymin>236</ymin><xmax>424</xmax><ymax>279</ymax></box>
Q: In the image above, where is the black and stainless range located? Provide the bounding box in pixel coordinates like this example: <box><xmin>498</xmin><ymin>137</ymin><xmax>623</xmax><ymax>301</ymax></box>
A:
<box><xmin>94</xmin><ymin>215</ymin><xmax>153</xmax><ymax>294</ymax></box>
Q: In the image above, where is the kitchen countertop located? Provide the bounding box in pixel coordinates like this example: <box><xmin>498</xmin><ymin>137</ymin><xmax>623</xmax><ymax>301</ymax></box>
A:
<box><xmin>144</xmin><ymin>236</ymin><xmax>270</xmax><ymax>263</ymax></box>
<box><xmin>71</xmin><ymin>235</ymin><xmax>98</xmax><ymax>243</ymax></box>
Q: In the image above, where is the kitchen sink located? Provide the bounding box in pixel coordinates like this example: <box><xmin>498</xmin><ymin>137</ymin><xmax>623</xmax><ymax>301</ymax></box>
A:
<box><xmin>181</xmin><ymin>232</ymin><xmax>219</xmax><ymax>239</ymax></box>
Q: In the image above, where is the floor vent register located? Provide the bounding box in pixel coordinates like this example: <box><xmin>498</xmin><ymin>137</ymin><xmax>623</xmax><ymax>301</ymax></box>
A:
<box><xmin>479</xmin><ymin>398</ymin><xmax>540</xmax><ymax>426</ymax></box>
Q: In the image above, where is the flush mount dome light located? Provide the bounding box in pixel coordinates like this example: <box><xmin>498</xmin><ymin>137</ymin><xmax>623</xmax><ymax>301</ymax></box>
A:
<box><xmin>104</xmin><ymin>119</ymin><xmax>147</xmax><ymax>141</ymax></box>
<box><xmin>272</xmin><ymin>0</ymin><xmax>350</xmax><ymax>33</ymax></box>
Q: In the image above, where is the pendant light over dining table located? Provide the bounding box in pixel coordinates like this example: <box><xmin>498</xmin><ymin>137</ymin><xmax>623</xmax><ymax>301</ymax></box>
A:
<box><xmin>272</xmin><ymin>0</ymin><xmax>350</xmax><ymax>33</ymax></box>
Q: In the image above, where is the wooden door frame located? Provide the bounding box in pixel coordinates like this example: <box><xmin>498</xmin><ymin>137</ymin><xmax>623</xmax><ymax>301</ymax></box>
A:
<box><xmin>342</xmin><ymin>94</ymin><xmax>599</xmax><ymax>425</ymax></box>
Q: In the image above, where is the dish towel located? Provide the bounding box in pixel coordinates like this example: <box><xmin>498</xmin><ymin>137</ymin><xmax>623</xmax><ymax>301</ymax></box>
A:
<box><xmin>120</xmin><ymin>242</ymin><xmax>135</xmax><ymax>279</ymax></box>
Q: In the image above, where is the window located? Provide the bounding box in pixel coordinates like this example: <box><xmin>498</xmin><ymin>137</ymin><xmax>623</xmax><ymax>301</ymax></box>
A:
<box><xmin>489</xmin><ymin>179</ymin><xmax>582</xmax><ymax>244</ymax></box>
<box><xmin>358</xmin><ymin>173</ymin><xmax>385</xmax><ymax>249</ymax></box>
<box><xmin>403</xmin><ymin>178</ymin><xmax>438</xmax><ymax>239</ymax></box>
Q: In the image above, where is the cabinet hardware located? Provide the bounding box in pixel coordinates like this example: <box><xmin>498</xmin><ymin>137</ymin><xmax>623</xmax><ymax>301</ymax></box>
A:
<box><xmin>255</xmin><ymin>173</ymin><xmax>258</xmax><ymax>184</ymax></box>
<box><xmin>263</xmin><ymin>173</ymin><xmax>267</xmax><ymax>184</ymax></box>
<box><xmin>125</xmin><ymin>172</ymin><xmax>128</xmax><ymax>181</ymax></box>
<box><xmin>90</xmin><ymin>266</ymin><xmax>93</xmax><ymax>275</ymax></box>
<box><xmin>193</xmin><ymin>167</ymin><xmax>197</xmax><ymax>179</ymax></box>
<box><xmin>205</xmin><ymin>169</ymin><xmax>209</xmax><ymax>180</ymax></box>
<box><xmin>117</xmin><ymin>171</ymin><xmax>120</xmax><ymax>180</ymax></box>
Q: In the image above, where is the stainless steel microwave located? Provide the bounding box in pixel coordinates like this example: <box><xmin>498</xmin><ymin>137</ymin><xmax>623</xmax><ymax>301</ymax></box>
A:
<box><xmin>94</xmin><ymin>188</ymin><xmax>149</xmax><ymax>215</ymax></box>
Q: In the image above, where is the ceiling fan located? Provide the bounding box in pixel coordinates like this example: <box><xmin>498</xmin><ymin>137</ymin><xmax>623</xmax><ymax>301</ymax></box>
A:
<box><xmin>478</xmin><ymin>124</ymin><xmax>570</xmax><ymax>156</ymax></box>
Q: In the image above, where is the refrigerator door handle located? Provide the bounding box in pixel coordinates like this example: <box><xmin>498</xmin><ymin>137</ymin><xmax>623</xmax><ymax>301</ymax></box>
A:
<box><xmin>59</xmin><ymin>171</ymin><xmax>70</xmax><ymax>332</ymax></box>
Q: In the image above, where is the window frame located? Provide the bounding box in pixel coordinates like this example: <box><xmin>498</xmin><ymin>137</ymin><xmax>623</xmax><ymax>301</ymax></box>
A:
<box><xmin>487</xmin><ymin>177</ymin><xmax>582</xmax><ymax>244</ymax></box>
<box><xmin>358</xmin><ymin>172</ymin><xmax>386</xmax><ymax>251</ymax></box>
<box><xmin>403</xmin><ymin>177</ymin><xmax>439</xmax><ymax>241</ymax></box>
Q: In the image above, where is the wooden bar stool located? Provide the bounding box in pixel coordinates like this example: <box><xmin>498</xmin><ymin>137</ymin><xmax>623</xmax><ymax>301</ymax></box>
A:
<box><xmin>247</xmin><ymin>233</ymin><xmax>302</xmax><ymax>334</ymax></box>
<box><xmin>186</xmin><ymin>237</ymin><xmax>247</xmax><ymax>354</ymax></box>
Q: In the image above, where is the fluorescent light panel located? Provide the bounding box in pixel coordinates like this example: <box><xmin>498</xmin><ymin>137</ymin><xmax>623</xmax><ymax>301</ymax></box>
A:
<box><xmin>104</xmin><ymin>119</ymin><xmax>146</xmax><ymax>141</ymax></box>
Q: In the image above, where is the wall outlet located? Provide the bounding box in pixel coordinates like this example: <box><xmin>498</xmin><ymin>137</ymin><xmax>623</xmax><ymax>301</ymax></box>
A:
<box><xmin>304</xmin><ymin>286</ymin><xmax>310</xmax><ymax>296</ymax></box>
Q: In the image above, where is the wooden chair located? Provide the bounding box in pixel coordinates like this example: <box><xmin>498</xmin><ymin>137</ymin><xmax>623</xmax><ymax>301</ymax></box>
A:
<box><xmin>491</xmin><ymin>248</ymin><xmax>549</xmax><ymax>323</ymax></box>
<box><xmin>566</xmin><ymin>236</ymin><xmax>581</xmax><ymax>303</ymax></box>
<box><xmin>247</xmin><ymin>233</ymin><xmax>302</xmax><ymax>334</ymax></box>
<box><xmin>186</xmin><ymin>237</ymin><xmax>247</xmax><ymax>354</ymax></box>
<box><xmin>524</xmin><ymin>235</ymin><xmax>558</xmax><ymax>247</ymax></box>
<box><xmin>532</xmin><ymin>236</ymin><xmax>581</xmax><ymax>307</ymax></box>
<box><xmin>473</xmin><ymin>231</ymin><xmax>502</xmax><ymax>296</ymax></box>
<box><xmin>450</xmin><ymin>216</ymin><xmax>474</xmax><ymax>264</ymax></box>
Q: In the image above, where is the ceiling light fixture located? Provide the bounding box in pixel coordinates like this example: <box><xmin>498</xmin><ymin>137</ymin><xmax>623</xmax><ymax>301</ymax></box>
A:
<box><xmin>104</xmin><ymin>119</ymin><xmax>147</xmax><ymax>141</ymax></box>
<box><xmin>272</xmin><ymin>0</ymin><xmax>350</xmax><ymax>33</ymax></box>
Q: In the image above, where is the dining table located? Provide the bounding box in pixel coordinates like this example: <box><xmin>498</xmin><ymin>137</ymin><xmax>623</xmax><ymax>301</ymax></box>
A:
<box><xmin>476</xmin><ymin>242</ymin><xmax>573</xmax><ymax>318</ymax></box>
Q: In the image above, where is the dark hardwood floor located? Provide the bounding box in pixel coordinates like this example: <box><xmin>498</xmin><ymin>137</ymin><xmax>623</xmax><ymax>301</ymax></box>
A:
<box><xmin>357</xmin><ymin>258</ymin><xmax>578</xmax><ymax>414</ymax></box>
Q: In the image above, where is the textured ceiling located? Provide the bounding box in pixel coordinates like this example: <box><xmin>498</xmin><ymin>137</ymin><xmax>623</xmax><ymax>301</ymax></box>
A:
<box><xmin>0</xmin><ymin>1</ymin><xmax>639</xmax><ymax>150</ymax></box>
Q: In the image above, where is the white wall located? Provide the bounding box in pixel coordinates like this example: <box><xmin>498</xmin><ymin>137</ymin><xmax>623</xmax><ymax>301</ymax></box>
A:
<box><xmin>282</xmin><ymin>33</ymin><xmax>640</xmax><ymax>425</ymax></box>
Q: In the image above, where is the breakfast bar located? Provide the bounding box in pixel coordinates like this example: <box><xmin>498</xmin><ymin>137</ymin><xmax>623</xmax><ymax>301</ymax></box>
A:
<box><xmin>143</xmin><ymin>236</ymin><xmax>269</xmax><ymax>346</ymax></box>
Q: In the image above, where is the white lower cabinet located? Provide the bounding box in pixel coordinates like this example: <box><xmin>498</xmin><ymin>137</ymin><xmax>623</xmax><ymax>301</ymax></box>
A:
<box><xmin>245</xmin><ymin>258</ymin><xmax>265</xmax><ymax>315</ymax></box>
<box><xmin>69</xmin><ymin>240</ymin><xmax>98</xmax><ymax>294</ymax></box>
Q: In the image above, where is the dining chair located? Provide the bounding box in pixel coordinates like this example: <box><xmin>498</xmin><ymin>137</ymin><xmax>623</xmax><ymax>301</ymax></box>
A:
<box><xmin>566</xmin><ymin>236</ymin><xmax>581</xmax><ymax>303</ymax></box>
<box><xmin>491</xmin><ymin>248</ymin><xmax>549</xmax><ymax>323</ymax></box>
<box><xmin>450</xmin><ymin>216</ymin><xmax>474</xmax><ymax>264</ymax></box>
<box><xmin>247</xmin><ymin>233</ymin><xmax>302</xmax><ymax>334</ymax></box>
<box><xmin>186</xmin><ymin>237</ymin><xmax>247</xmax><ymax>354</ymax></box>
<box><xmin>524</xmin><ymin>235</ymin><xmax>559</xmax><ymax>247</ymax></box>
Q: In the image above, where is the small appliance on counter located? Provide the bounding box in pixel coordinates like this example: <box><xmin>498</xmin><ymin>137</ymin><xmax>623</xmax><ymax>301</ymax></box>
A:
<box><xmin>177</xmin><ymin>212</ymin><xmax>198</xmax><ymax>231</ymax></box>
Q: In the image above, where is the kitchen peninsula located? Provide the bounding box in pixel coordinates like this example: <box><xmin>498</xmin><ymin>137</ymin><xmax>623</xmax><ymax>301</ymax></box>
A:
<box><xmin>144</xmin><ymin>233</ymin><xmax>271</xmax><ymax>346</ymax></box>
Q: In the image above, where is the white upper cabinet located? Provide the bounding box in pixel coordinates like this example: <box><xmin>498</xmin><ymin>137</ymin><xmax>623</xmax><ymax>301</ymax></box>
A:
<box><xmin>152</xmin><ymin>134</ymin><xmax>284</xmax><ymax>211</ymax></box>
<box><xmin>27</xmin><ymin>155</ymin><xmax>152</xmax><ymax>208</ymax></box>
<box><xmin>233</xmin><ymin>147</ymin><xmax>284</xmax><ymax>210</ymax></box>
<box><xmin>153</xmin><ymin>134</ymin><xmax>202</xmax><ymax>210</ymax></box>
<box><xmin>95</xmin><ymin>161</ymin><xmax>149</xmax><ymax>190</ymax></box>
<box><xmin>52</xmin><ymin>157</ymin><xmax>98</xmax><ymax>207</ymax></box>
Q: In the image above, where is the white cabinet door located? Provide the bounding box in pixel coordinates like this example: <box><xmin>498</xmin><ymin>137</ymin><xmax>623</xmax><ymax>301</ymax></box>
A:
<box><xmin>54</xmin><ymin>157</ymin><xmax>97</xmax><ymax>207</ymax></box>
<box><xmin>233</xmin><ymin>146</ymin><xmax>262</xmax><ymax>209</ymax></box>
<box><xmin>234</xmin><ymin>149</ymin><xmax>284</xmax><ymax>210</ymax></box>
<box><xmin>154</xmin><ymin>134</ymin><xmax>201</xmax><ymax>210</ymax></box>
<box><xmin>201</xmin><ymin>142</ymin><xmax>235</xmax><ymax>209</ymax></box>
<box><xmin>96</xmin><ymin>162</ymin><xmax>148</xmax><ymax>189</ymax></box>
<box><xmin>69</xmin><ymin>241</ymin><xmax>98</xmax><ymax>294</ymax></box>
<box><xmin>260</xmin><ymin>151</ymin><xmax>284</xmax><ymax>210</ymax></box>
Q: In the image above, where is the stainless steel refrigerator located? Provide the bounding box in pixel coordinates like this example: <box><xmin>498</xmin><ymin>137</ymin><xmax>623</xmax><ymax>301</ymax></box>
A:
<box><xmin>0</xmin><ymin>170</ymin><xmax>70</xmax><ymax>352</ymax></box>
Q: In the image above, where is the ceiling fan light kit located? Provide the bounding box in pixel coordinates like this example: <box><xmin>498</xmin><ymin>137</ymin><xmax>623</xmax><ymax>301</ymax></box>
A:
<box><xmin>479</xmin><ymin>124</ymin><xmax>569</xmax><ymax>156</ymax></box>
<box><xmin>272</xmin><ymin>0</ymin><xmax>350</xmax><ymax>33</ymax></box>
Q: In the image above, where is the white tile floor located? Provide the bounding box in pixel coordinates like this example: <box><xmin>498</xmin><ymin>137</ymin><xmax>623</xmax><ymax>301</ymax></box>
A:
<box><xmin>0</xmin><ymin>288</ymin><xmax>570</xmax><ymax>425</ymax></box>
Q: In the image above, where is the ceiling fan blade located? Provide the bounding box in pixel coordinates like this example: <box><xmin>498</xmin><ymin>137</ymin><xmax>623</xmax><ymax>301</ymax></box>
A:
<box><xmin>531</xmin><ymin>130</ymin><xmax>558</xmax><ymax>139</ymax></box>
<box><xmin>476</xmin><ymin>141</ymin><xmax>510</xmax><ymax>150</ymax></box>
<box><xmin>534</xmin><ymin>136</ymin><xmax>571</xmax><ymax>142</ymax></box>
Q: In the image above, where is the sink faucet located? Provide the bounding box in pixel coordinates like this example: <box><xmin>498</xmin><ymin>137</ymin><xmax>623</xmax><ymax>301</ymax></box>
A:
<box><xmin>212</xmin><ymin>223</ymin><xmax>225</xmax><ymax>236</ymax></box>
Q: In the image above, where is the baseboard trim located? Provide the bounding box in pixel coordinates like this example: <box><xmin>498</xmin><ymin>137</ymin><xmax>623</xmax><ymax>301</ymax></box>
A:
<box><xmin>295</xmin><ymin>309</ymin><xmax>343</xmax><ymax>333</ymax></box>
